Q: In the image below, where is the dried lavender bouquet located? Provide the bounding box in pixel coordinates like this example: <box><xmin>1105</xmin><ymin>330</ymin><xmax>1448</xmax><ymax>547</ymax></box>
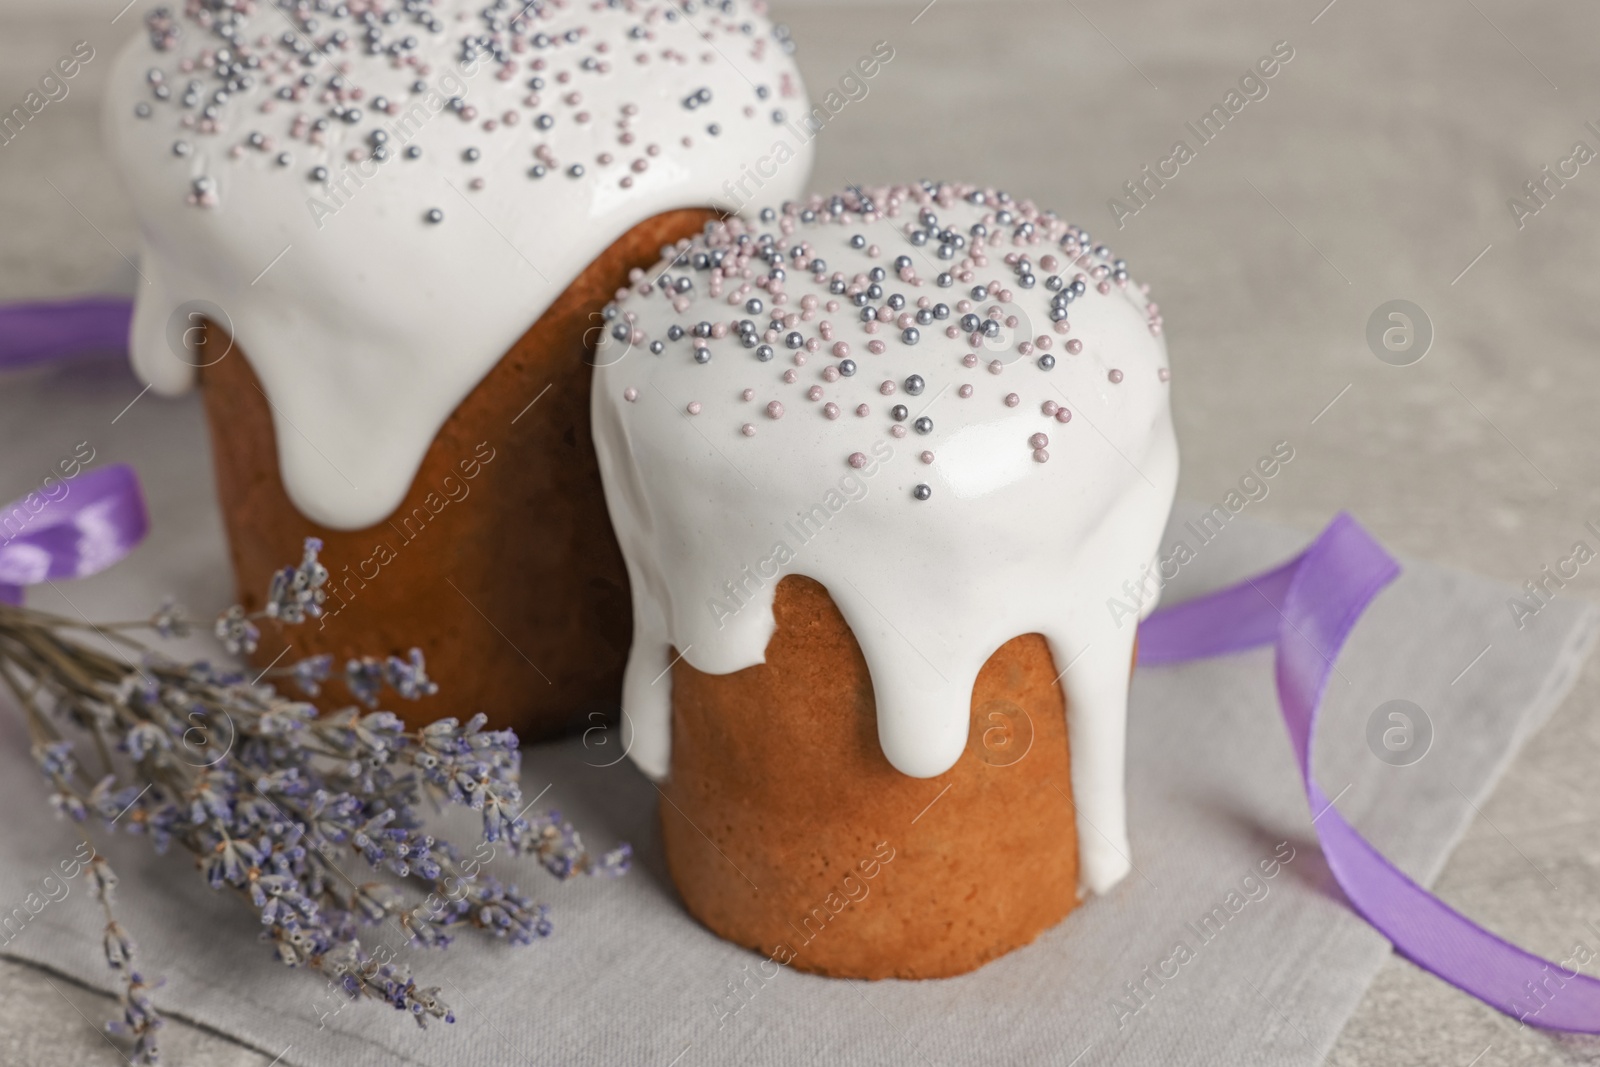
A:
<box><xmin>0</xmin><ymin>538</ymin><xmax>628</xmax><ymax>1064</ymax></box>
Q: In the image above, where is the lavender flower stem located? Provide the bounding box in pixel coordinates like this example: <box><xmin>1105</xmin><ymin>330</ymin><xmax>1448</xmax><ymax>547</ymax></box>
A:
<box><xmin>3</xmin><ymin>537</ymin><xmax>629</xmax><ymax>1057</ymax></box>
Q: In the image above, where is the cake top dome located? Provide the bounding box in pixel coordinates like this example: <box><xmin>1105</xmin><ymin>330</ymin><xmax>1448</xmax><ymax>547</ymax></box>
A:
<box><xmin>106</xmin><ymin>0</ymin><xmax>812</xmax><ymax>527</ymax></box>
<box><xmin>591</xmin><ymin>181</ymin><xmax>1179</xmax><ymax>892</ymax></box>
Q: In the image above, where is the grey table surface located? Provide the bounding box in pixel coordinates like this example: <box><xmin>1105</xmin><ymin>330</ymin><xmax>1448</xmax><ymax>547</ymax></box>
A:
<box><xmin>4</xmin><ymin>1</ymin><xmax>1600</xmax><ymax>1064</ymax></box>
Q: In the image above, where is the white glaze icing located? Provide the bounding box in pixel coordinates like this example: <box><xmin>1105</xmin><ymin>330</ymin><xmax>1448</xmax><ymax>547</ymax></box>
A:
<box><xmin>104</xmin><ymin>0</ymin><xmax>813</xmax><ymax>528</ymax></box>
<box><xmin>592</xmin><ymin>183</ymin><xmax>1179</xmax><ymax>895</ymax></box>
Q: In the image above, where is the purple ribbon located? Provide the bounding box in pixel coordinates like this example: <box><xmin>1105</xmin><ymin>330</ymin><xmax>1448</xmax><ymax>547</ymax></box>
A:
<box><xmin>0</xmin><ymin>298</ymin><xmax>148</xmax><ymax>601</ymax></box>
<box><xmin>0</xmin><ymin>296</ymin><xmax>133</xmax><ymax>370</ymax></box>
<box><xmin>1141</xmin><ymin>512</ymin><xmax>1600</xmax><ymax>1032</ymax></box>
<box><xmin>0</xmin><ymin>465</ymin><xmax>149</xmax><ymax>605</ymax></box>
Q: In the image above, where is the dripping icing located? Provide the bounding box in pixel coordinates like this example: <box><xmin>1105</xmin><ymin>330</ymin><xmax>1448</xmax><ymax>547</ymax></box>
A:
<box><xmin>592</xmin><ymin>182</ymin><xmax>1178</xmax><ymax>895</ymax></box>
<box><xmin>105</xmin><ymin>0</ymin><xmax>813</xmax><ymax>528</ymax></box>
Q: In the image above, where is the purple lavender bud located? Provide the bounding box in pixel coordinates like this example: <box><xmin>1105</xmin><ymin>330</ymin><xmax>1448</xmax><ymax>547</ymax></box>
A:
<box><xmin>31</xmin><ymin>740</ymin><xmax>76</xmax><ymax>779</ymax></box>
<box><xmin>49</xmin><ymin>792</ymin><xmax>89</xmax><ymax>822</ymax></box>
<box><xmin>213</xmin><ymin>606</ymin><xmax>260</xmax><ymax>656</ymax></box>
<box><xmin>87</xmin><ymin>858</ymin><xmax>118</xmax><ymax>904</ymax></box>
<box><xmin>288</xmin><ymin>654</ymin><xmax>333</xmax><ymax>696</ymax></box>
<box><xmin>149</xmin><ymin>596</ymin><xmax>191</xmax><ymax>638</ymax></box>
<box><xmin>344</xmin><ymin>658</ymin><xmax>386</xmax><ymax>707</ymax></box>
<box><xmin>384</xmin><ymin>648</ymin><xmax>438</xmax><ymax>702</ymax></box>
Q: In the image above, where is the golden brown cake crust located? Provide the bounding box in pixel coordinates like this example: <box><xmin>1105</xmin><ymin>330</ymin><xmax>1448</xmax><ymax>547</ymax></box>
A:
<box><xmin>661</xmin><ymin>574</ymin><xmax>1083</xmax><ymax>980</ymax></box>
<box><xmin>197</xmin><ymin>207</ymin><xmax>720</xmax><ymax>738</ymax></box>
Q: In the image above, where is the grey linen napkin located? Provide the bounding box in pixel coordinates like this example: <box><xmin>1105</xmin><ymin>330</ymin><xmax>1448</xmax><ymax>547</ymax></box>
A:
<box><xmin>0</xmin><ymin>372</ymin><xmax>1594</xmax><ymax>1066</ymax></box>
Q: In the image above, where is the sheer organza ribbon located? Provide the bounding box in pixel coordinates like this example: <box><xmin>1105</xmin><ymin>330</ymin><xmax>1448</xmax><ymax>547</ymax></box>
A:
<box><xmin>4</xmin><ymin>298</ymin><xmax>1596</xmax><ymax>1028</ymax></box>
<box><xmin>1141</xmin><ymin>511</ymin><xmax>1600</xmax><ymax>1032</ymax></box>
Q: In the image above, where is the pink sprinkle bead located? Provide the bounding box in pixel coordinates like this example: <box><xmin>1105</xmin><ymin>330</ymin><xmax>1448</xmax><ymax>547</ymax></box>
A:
<box><xmin>1041</xmin><ymin>400</ymin><xmax>1059</xmax><ymax>416</ymax></box>
<box><xmin>1109</xmin><ymin>369</ymin><xmax>1124</xmax><ymax>383</ymax></box>
<box><xmin>1033</xmin><ymin>448</ymin><xmax>1049</xmax><ymax>463</ymax></box>
<box><xmin>1029</xmin><ymin>433</ymin><xmax>1049</xmax><ymax>449</ymax></box>
<box><xmin>687</xmin><ymin>401</ymin><xmax>702</xmax><ymax>415</ymax></box>
<box><xmin>623</xmin><ymin>387</ymin><xmax>638</xmax><ymax>402</ymax></box>
<box><xmin>807</xmin><ymin>386</ymin><xmax>824</xmax><ymax>401</ymax></box>
<box><xmin>958</xmin><ymin>384</ymin><xmax>974</xmax><ymax>398</ymax></box>
<box><xmin>848</xmin><ymin>452</ymin><xmax>868</xmax><ymax>469</ymax></box>
<box><xmin>855</xmin><ymin>404</ymin><xmax>870</xmax><ymax>417</ymax></box>
<box><xmin>1055</xmin><ymin>407</ymin><xmax>1072</xmax><ymax>424</ymax></box>
<box><xmin>1004</xmin><ymin>393</ymin><xmax>1020</xmax><ymax>407</ymax></box>
<box><xmin>824</xmin><ymin>403</ymin><xmax>841</xmax><ymax>419</ymax></box>
<box><xmin>741</xmin><ymin>423</ymin><xmax>756</xmax><ymax>437</ymax></box>
<box><xmin>766</xmin><ymin>401</ymin><xmax>785</xmax><ymax>419</ymax></box>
